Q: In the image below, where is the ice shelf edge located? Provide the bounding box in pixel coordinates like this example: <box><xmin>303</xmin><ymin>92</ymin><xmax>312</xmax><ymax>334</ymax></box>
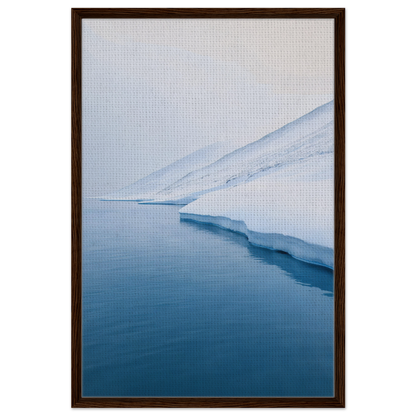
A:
<box><xmin>179</xmin><ymin>212</ymin><xmax>334</xmax><ymax>270</ymax></box>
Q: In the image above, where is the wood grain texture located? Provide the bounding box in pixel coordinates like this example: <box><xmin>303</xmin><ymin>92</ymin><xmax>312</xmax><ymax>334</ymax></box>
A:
<box><xmin>72</xmin><ymin>397</ymin><xmax>344</xmax><ymax>408</ymax></box>
<box><xmin>72</xmin><ymin>8</ymin><xmax>344</xmax><ymax>19</ymax></box>
<box><xmin>334</xmin><ymin>9</ymin><xmax>346</xmax><ymax>409</ymax></box>
<box><xmin>71</xmin><ymin>8</ymin><xmax>345</xmax><ymax>408</ymax></box>
<box><xmin>71</xmin><ymin>8</ymin><xmax>82</xmax><ymax>409</ymax></box>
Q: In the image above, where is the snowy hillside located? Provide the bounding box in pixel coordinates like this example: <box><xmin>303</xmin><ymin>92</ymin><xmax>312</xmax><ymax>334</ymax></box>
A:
<box><xmin>176</xmin><ymin>101</ymin><xmax>335</xmax><ymax>268</ymax></box>
<box><xmin>154</xmin><ymin>100</ymin><xmax>333</xmax><ymax>203</ymax></box>
<box><xmin>102</xmin><ymin>141</ymin><xmax>236</xmax><ymax>201</ymax></box>
<box><xmin>179</xmin><ymin>153</ymin><xmax>334</xmax><ymax>268</ymax></box>
<box><xmin>104</xmin><ymin>100</ymin><xmax>334</xmax><ymax>204</ymax></box>
<box><xmin>102</xmin><ymin>101</ymin><xmax>334</xmax><ymax>268</ymax></box>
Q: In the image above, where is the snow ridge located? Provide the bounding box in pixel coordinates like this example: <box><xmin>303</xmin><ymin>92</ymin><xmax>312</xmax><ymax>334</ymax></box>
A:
<box><xmin>101</xmin><ymin>141</ymin><xmax>236</xmax><ymax>200</ymax></box>
<box><xmin>103</xmin><ymin>100</ymin><xmax>334</xmax><ymax>204</ymax></box>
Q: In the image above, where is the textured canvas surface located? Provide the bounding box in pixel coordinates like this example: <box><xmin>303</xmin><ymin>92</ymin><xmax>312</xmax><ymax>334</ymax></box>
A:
<box><xmin>81</xmin><ymin>19</ymin><xmax>335</xmax><ymax>397</ymax></box>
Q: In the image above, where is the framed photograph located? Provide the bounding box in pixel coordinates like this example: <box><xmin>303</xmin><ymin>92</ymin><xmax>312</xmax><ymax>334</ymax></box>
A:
<box><xmin>72</xmin><ymin>8</ymin><xmax>345</xmax><ymax>408</ymax></box>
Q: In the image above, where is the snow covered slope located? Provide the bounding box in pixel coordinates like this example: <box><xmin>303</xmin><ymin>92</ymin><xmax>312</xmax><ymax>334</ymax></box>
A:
<box><xmin>177</xmin><ymin>101</ymin><xmax>335</xmax><ymax>268</ymax></box>
<box><xmin>104</xmin><ymin>100</ymin><xmax>335</xmax><ymax>268</ymax></box>
<box><xmin>154</xmin><ymin>100</ymin><xmax>333</xmax><ymax>203</ymax></box>
<box><xmin>179</xmin><ymin>153</ymin><xmax>334</xmax><ymax>269</ymax></box>
<box><xmin>101</xmin><ymin>141</ymin><xmax>236</xmax><ymax>201</ymax></box>
<box><xmin>104</xmin><ymin>100</ymin><xmax>334</xmax><ymax>204</ymax></box>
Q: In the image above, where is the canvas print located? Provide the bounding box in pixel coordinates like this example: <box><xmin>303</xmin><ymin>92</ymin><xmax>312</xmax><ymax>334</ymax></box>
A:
<box><xmin>82</xmin><ymin>18</ymin><xmax>335</xmax><ymax>397</ymax></box>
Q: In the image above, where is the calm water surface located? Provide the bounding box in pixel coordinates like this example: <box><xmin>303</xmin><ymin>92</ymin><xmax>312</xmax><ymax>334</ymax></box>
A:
<box><xmin>82</xmin><ymin>200</ymin><xmax>334</xmax><ymax>397</ymax></box>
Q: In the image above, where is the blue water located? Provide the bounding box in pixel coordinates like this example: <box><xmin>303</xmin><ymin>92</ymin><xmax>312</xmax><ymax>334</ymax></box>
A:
<box><xmin>82</xmin><ymin>200</ymin><xmax>334</xmax><ymax>397</ymax></box>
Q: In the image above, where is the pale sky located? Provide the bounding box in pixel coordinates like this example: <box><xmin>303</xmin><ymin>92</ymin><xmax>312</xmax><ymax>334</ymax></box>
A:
<box><xmin>82</xmin><ymin>19</ymin><xmax>334</xmax><ymax>196</ymax></box>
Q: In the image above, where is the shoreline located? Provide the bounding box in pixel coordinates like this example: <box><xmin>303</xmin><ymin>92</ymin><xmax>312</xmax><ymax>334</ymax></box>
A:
<box><xmin>179</xmin><ymin>212</ymin><xmax>334</xmax><ymax>270</ymax></box>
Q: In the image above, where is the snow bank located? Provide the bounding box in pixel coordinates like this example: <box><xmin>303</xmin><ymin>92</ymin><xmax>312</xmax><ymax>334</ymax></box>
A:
<box><xmin>102</xmin><ymin>100</ymin><xmax>335</xmax><ymax>269</ymax></box>
<box><xmin>180</xmin><ymin>213</ymin><xmax>333</xmax><ymax>269</ymax></box>
<box><xmin>179</xmin><ymin>154</ymin><xmax>334</xmax><ymax>269</ymax></box>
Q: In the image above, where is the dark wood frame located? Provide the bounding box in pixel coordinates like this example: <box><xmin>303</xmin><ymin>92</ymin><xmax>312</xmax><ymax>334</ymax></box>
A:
<box><xmin>72</xmin><ymin>8</ymin><xmax>345</xmax><ymax>408</ymax></box>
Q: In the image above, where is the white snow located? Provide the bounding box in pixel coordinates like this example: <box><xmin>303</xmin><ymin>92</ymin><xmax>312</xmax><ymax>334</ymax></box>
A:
<box><xmin>179</xmin><ymin>154</ymin><xmax>334</xmax><ymax>268</ymax></box>
<box><xmin>101</xmin><ymin>141</ymin><xmax>237</xmax><ymax>201</ymax></box>
<box><xmin>155</xmin><ymin>100</ymin><xmax>333</xmax><ymax>203</ymax></box>
<box><xmin>104</xmin><ymin>100</ymin><xmax>335</xmax><ymax>268</ymax></box>
<box><xmin>180</xmin><ymin>213</ymin><xmax>334</xmax><ymax>269</ymax></box>
<box><xmin>103</xmin><ymin>100</ymin><xmax>334</xmax><ymax>204</ymax></box>
<box><xmin>177</xmin><ymin>101</ymin><xmax>335</xmax><ymax>268</ymax></box>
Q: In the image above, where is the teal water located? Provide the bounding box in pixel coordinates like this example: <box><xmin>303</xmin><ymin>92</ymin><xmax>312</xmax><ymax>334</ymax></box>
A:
<box><xmin>82</xmin><ymin>200</ymin><xmax>334</xmax><ymax>397</ymax></box>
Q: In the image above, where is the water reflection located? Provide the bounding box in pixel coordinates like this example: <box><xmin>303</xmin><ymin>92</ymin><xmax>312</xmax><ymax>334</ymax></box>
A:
<box><xmin>180</xmin><ymin>218</ymin><xmax>333</xmax><ymax>296</ymax></box>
